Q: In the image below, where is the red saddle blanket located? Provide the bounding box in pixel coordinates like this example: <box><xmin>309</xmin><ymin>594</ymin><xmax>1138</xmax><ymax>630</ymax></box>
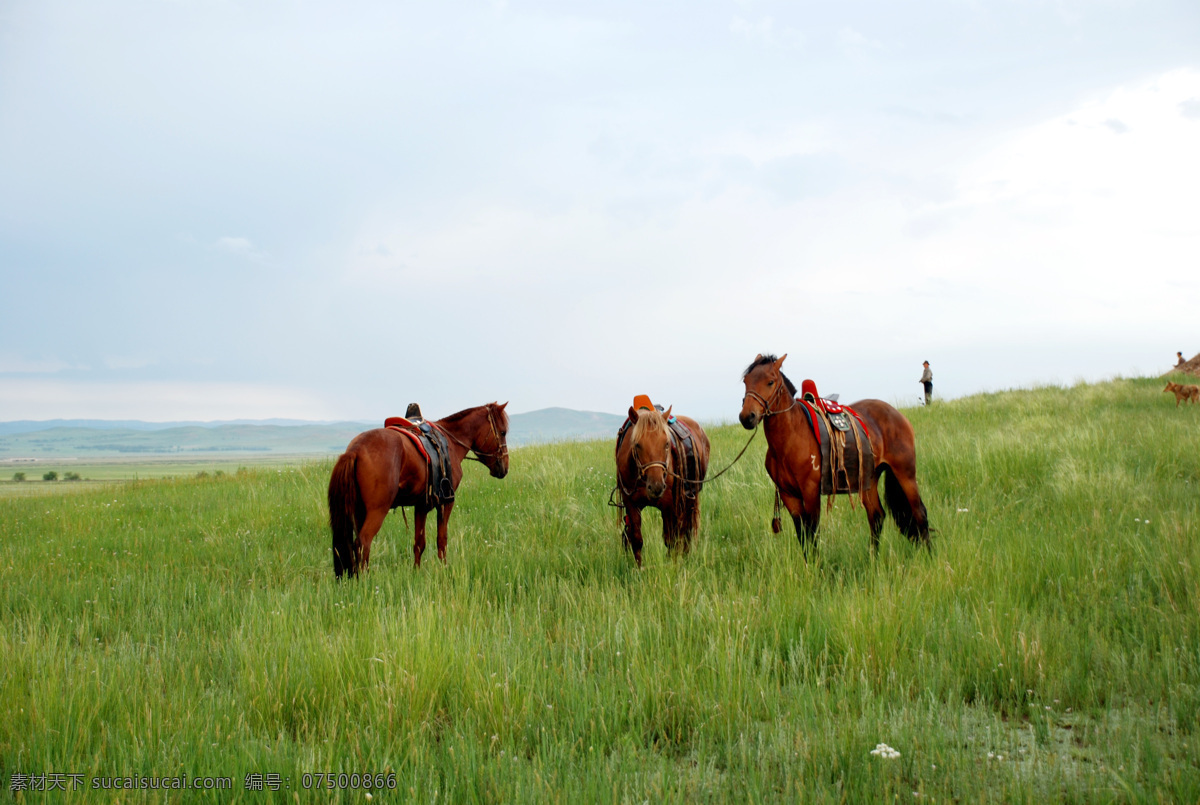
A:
<box><xmin>385</xmin><ymin>423</ymin><xmax>430</xmax><ymax>463</ymax></box>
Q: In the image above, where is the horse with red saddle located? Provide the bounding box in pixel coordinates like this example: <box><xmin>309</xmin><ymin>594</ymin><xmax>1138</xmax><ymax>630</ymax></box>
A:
<box><xmin>327</xmin><ymin>402</ymin><xmax>510</xmax><ymax>576</ymax></box>
<box><xmin>614</xmin><ymin>395</ymin><xmax>711</xmax><ymax>566</ymax></box>
<box><xmin>740</xmin><ymin>354</ymin><xmax>931</xmax><ymax>554</ymax></box>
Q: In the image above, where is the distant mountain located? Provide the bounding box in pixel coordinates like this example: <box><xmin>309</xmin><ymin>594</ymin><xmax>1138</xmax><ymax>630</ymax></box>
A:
<box><xmin>507</xmin><ymin>407</ymin><xmax>625</xmax><ymax>445</ymax></box>
<box><xmin>0</xmin><ymin>408</ymin><xmax>626</xmax><ymax>458</ymax></box>
<box><xmin>0</xmin><ymin>418</ymin><xmax>363</xmax><ymax>435</ymax></box>
<box><xmin>0</xmin><ymin>424</ymin><xmax>369</xmax><ymax>458</ymax></box>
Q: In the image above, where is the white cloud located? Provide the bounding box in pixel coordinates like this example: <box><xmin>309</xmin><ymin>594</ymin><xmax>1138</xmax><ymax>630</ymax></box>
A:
<box><xmin>883</xmin><ymin>69</ymin><xmax>1200</xmax><ymax>345</ymax></box>
<box><xmin>730</xmin><ymin>16</ymin><xmax>803</xmax><ymax>47</ymax></box>
<box><xmin>103</xmin><ymin>355</ymin><xmax>155</xmax><ymax>370</ymax></box>
<box><xmin>214</xmin><ymin>236</ymin><xmax>268</xmax><ymax>263</ymax></box>
<box><xmin>0</xmin><ymin>379</ymin><xmax>341</xmax><ymax>421</ymax></box>
<box><xmin>837</xmin><ymin>26</ymin><xmax>881</xmax><ymax>56</ymax></box>
<box><xmin>0</xmin><ymin>353</ymin><xmax>73</xmax><ymax>374</ymax></box>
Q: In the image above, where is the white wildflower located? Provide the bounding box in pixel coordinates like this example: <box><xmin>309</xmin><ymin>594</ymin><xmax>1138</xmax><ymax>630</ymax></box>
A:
<box><xmin>870</xmin><ymin>743</ymin><xmax>900</xmax><ymax>759</ymax></box>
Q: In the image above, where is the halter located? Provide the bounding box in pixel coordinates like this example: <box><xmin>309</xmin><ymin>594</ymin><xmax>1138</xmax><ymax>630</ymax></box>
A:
<box><xmin>742</xmin><ymin>371</ymin><xmax>796</xmax><ymax>419</ymax></box>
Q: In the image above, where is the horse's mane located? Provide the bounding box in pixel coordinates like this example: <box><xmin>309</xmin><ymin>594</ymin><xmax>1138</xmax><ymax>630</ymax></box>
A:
<box><xmin>439</xmin><ymin>407</ymin><xmax>476</xmax><ymax>423</ymax></box>
<box><xmin>743</xmin><ymin>354</ymin><xmax>796</xmax><ymax>396</ymax></box>
<box><xmin>630</xmin><ymin>407</ymin><xmax>668</xmax><ymax>443</ymax></box>
<box><xmin>440</xmin><ymin>402</ymin><xmax>507</xmax><ymax>428</ymax></box>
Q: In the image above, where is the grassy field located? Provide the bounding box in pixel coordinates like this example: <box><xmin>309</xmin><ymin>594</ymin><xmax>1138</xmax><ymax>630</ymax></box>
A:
<box><xmin>0</xmin><ymin>457</ymin><xmax>314</xmax><ymax>499</ymax></box>
<box><xmin>1</xmin><ymin>376</ymin><xmax>1198</xmax><ymax>802</ymax></box>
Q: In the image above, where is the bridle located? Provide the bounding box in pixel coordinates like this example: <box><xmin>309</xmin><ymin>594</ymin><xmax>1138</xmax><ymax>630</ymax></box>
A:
<box><xmin>608</xmin><ymin>408</ymin><xmax>760</xmax><ymax>510</ymax></box>
<box><xmin>438</xmin><ymin>405</ymin><xmax>508</xmax><ymax>466</ymax></box>
<box><xmin>617</xmin><ymin>429</ymin><xmax>674</xmax><ymax>497</ymax></box>
<box><xmin>633</xmin><ymin>438</ymin><xmax>672</xmax><ymax>482</ymax></box>
<box><xmin>742</xmin><ymin>371</ymin><xmax>796</xmax><ymax>420</ymax></box>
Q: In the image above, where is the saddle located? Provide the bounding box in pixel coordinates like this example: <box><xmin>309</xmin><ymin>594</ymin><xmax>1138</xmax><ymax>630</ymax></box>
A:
<box><xmin>797</xmin><ymin>379</ymin><xmax>874</xmax><ymax>499</ymax></box>
<box><xmin>384</xmin><ymin>408</ymin><xmax>456</xmax><ymax>506</ymax></box>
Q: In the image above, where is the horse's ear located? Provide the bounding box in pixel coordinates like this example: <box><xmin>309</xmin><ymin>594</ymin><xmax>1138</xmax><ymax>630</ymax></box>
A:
<box><xmin>774</xmin><ymin>353</ymin><xmax>787</xmax><ymax>369</ymax></box>
<box><xmin>664</xmin><ymin>405</ymin><xmax>672</xmax><ymax>420</ymax></box>
<box><xmin>754</xmin><ymin>353</ymin><xmax>763</xmax><ymax>362</ymax></box>
<box><xmin>628</xmin><ymin>406</ymin><xmax>639</xmax><ymax>422</ymax></box>
<box><xmin>498</xmin><ymin>401</ymin><xmax>508</xmax><ymax>410</ymax></box>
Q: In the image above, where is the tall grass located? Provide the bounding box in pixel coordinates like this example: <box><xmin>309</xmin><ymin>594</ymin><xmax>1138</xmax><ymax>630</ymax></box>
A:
<box><xmin>1</xmin><ymin>377</ymin><xmax>1198</xmax><ymax>802</ymax></box>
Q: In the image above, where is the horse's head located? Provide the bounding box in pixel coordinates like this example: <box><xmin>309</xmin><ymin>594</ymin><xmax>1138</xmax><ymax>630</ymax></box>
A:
<box><xmin>628</xmin><ymin>404</ymin><xmax>673</xmax><ymax>500</ymax></box>
<box><xmin>478</xmin><ymin>402</ymin><xmax>510</xmax><ymax>478</ymax></box>
<box><xmin>740</xmin><ymin>353</ymin><xmax>793</xmax><ymax>429</ymax></box>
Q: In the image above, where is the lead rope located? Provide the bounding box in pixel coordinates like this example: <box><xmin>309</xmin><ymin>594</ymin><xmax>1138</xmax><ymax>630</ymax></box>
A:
<box><xmin>674</xmin><ymin>424</ymin><xmax>759</xmax><ymax>488</ymax></box>
<box><xmin>609</xmin><ymin>424</ymin><xmax>759</xmax><ymax>517</ymax></box>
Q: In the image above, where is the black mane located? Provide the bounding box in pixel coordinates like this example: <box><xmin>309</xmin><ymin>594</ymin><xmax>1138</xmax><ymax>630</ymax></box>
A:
<box><xmin>743</xmin><ymin>354</ymin><xmax>796</xmax><ymax>396</ymax></box>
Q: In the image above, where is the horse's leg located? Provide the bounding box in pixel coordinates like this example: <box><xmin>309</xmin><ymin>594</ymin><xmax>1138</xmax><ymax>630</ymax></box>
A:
<box><xmin>435</xmin><ymin>501</ymin><xmax>455</xmax><ymax>563</ymax></box>
<box><xmin>861</xmin><ymin>477</ymin><xmax>886</xmax><ymax>555</ymax></box>
<box><xmin>661</xmin><ymin>504</ymin><xmax>679</xmax><ymax>554</ymax></box>
<box><xmin>413</xmin><ymin>506</ymin><xmax>430</xmax><ymax>567</ymax></box>
<box><xmin>782</xmin><ymin>489</ymin><xmax>821</xmax><ymax>558</ymax></box>
<box><xmin>355</xmin><ymin>505</ymin><xmax>389</xmax><ymax>574</ymax></box>
<box><xmin>886</xmin><ymin>465</ymin><xmax>932</xmax><ymax>549</ymax></box>
<box><xmin>679</xmin><ymin>499</ymin><xmax>697</xmax><ymax>555</ymax></box>
<box><xmin>623</xmin><ymin>505</ymin><xmax>645</xmax><ymax>567</ymax></box>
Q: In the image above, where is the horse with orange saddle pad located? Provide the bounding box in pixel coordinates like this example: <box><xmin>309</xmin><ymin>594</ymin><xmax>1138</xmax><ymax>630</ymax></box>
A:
<box><xmin>327</xmin><ymin>402</ymin><xmax>510</xmax><ymax>576</ymax></box>
<box><xmin>614</xmin><ymin>395</ymin><xmax>711</xmax><ymax>566</ymax></box>
<box><xmin>740</xmin><ymin>354</ymin><xmax>932</xmax><ymax>556</ymax></box>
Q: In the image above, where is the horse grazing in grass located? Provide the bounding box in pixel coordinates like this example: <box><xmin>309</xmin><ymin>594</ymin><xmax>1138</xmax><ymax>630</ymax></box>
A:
<box><xmin>327</xmin><ymin>402</ymin><xmax>509</xmax><ymax>576</ymax></box>
<box><xmin>740</xmin><ymin>354</ymin><xmax>931</xmax><ymax>555</ymax></box>
<box><xmin>614</xmin><ymin>402</ymin><xmax>711</xmax><ymax>566</ymax></box>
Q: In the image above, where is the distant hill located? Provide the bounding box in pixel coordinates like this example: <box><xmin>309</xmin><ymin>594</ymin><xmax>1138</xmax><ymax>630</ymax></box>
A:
<box><xmin>0</xmin><ymin>408</ymin><xmax>626</xmax><ymax>458</ymax></box>
<box><xmin>506</xmin><ymin>407</ymin><xmax>625</xmax><ymax>445</ymax></box>
<box><xmin>0</xmin><ymin>418</ymin><xmax>344</xmax><ymax>435</ymax></box>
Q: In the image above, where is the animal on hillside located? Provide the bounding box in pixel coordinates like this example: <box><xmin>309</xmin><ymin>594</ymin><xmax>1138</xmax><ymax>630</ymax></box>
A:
<box><xmin>614</xmin><ymin>399</ymin><xmax>711</xmax><ymax>567</ymax></box>
<box><xmin>327</xmin><ymin>402</ymin><xmax>509</xmax><ymax>576</ymax></box>
<box><xmin>739</xmin><ymin>354</ymin><xmax>931</xmax><ymax>555</ymax></box>
<box><xmin>1163</xmin><ymin>381</ymin><xmax>1200</xmax><ymax>407</ymax></box>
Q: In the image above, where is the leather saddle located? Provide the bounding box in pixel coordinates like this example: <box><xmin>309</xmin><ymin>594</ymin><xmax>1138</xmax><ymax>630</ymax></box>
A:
<box><xmin>797</xmin><ymin>380</ymin><xmax>873</xmax><ymax>496</ymax></box>
<box><xmin>384</xmin><ymin>406</ymin><xmax>456</xmax><ymax>505</ymax></box>
<box><xmin>800</xmin><ymin>379</ymin><xmax>852</xmax><ymax>432</ymax></box>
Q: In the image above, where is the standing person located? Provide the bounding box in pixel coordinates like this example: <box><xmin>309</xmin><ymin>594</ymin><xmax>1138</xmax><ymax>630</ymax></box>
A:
<box><xmin>1177</xmin><ymin>351</ymin><xmax>1187</xmax><ymax>368</ymax></box>
<box><xmin>919</xmin><ymin>361</ymin><xmax>933</xmax><ymax>405</ymax></box>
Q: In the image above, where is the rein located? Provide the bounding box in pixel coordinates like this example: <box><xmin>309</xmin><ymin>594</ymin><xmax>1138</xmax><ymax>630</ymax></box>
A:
<box><xmin>608</xmin><ymin>424</ymin><xmax>759</xmax><ymax>510</ymax></box>
<box><xmin>436</xmin><ymin>406</ymin><xmax>508</xmax><ymax>465</ymax></box>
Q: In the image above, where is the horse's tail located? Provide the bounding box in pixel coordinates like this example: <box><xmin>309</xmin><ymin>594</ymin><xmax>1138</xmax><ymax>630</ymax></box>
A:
<box><xmin>328</xmin><ymin>451</ymin><xmax>361</xmax><ymax>579</ymax></box>
<box><xmin>882</xmin><ymin>465</ymin><xmax>927</xmax><ymax>542</ymax></box>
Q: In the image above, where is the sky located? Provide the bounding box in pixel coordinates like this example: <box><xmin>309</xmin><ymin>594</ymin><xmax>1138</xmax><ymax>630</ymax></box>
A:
<box><xmin>1</xmin><ymin>0</ymin><xmax>1198</xmax><ymax>423</ymax></box>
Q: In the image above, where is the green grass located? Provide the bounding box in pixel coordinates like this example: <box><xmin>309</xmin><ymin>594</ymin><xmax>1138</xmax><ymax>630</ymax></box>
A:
<box><xmin>2</xmin><ymin>376</ymin><xmax>1198</xmax><ymax>802</ymax></box>
<box><xmin>0</xmin><ymin>457</ymin><xmax>311</xmax><ymax>498</ymax></box>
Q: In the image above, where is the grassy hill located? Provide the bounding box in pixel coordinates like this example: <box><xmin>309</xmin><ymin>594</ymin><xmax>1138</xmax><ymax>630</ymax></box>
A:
<box><xmin>0</xmin><ymin>376</ymin><xmax>1197</xmax><ymax>801</ymax></box>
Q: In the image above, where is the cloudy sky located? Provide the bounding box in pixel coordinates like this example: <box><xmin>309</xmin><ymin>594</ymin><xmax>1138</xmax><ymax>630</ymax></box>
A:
<box><xmin>1</xmin><ymin>0</ymin><xmax>1198</xmax><ymax>422</ymax></box>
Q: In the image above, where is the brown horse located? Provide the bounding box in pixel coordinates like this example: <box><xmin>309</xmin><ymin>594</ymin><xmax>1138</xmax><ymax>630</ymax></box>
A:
<box><xmin>615</xmin><ymin>404</ymin><xmax>711</xmax><ymax>566</ymax></box>
<box><xmin>739</xmin><ymin>354</ymin><xmax>931</xmax><ymax>554</ymax></box>
<box><xmin>327</xmin><ymin>402</ymin><xmax>509</xmax><ymax>576</ymax></box>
